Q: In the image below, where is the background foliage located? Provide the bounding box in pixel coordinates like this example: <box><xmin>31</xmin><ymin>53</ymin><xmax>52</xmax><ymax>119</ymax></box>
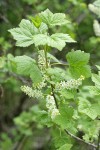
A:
<box><xmin>0</xmin><ymin>0</ymin><xmax>100</xmax><ymax>150</ymax></box>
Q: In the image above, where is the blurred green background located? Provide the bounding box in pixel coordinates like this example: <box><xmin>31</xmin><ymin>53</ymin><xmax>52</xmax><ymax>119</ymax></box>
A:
<box><xmin>0</xmin><ymin>0</ymin><xmax>100</xmax><ymax>150</ymax></box>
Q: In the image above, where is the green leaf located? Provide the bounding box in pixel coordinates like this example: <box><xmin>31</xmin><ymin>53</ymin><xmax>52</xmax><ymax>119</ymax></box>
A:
<box><xmin>47</xmin><ymin>53</ymin><xmax>60</xmax><ymax>63</ymax></box>
<box><xmin>59</xmin><ymin>89</ymin><xmax>77</xmax><ymax>99</ymax></box>
<box><xmin>39</xmin><ymin>22</ymin><xmax>48</xmax><ymax>33</ymax></box>
<box><xmin>9</xmin><ymin>18</ymin><xmax>75</xmax><ymax>50</ymax></box>
<box><xmin>14</xmin><ymin>55</ymin><xmax>42</xmax><ymax>84</ymax></box>
<box><xmin>33</xmin><ymin>33</ymin><xmax>75</xmax><ymax>51</ymax></box>
<box><xmin>66</xmin><ymin>50</ymin><xmax>91</xmax><ymax>78</ymax></box>
<box><xmin>14</xmin><ymin>55</ymin><xmax>35</xmax><ymax>75</ymax></box>
<box><xmin>49</xmin><ymin>33</ymin><xmax>76</xmax><ymax>50</ymax></box>
<box><xmin>78</xmin><ymin>99</ymin><xmax>97</xmax><ymax>120</ymax></box>
<box><xmin>69</xmin><ymin>65</ymin><xmax>91</xmax><ymax>78</ymax></box>
<box><xmin>30</xmin><ymin>15</ymin><xmax>42</xmax><ymax>28</ymax></box>
<box><xmin>9</xmin><ymin>19</ymin><xmax>38</xmax><ymax>47</ymax></box>
<box><xmin>36</xmin><ymin>110</ymin><xmax>53</xmax><ymax>127</ymax></box>
<box><xmin>0</xmin><ymin>133</ymin><xmax>13</xmax><ymax>150</ymax></box>
<box><xmin>88</xmin><ymin>69</ymin><xmax>100</xmax><ymax>95</ymax></box>
<box><xmin>58</xmin><ymin>144</ymin><xmax>72</xmax><ymax>150</ymax></box>
<box><xmin>91</xmin><ymin>103</ymin><xmax>100</xmax><ymax>116</ymax></box>
<box><xmin>39</xmin><ymin>9</ymin><xmax>69</xmax><ymax>27</ymax></box>
<box><xmin>67</xmin><ymin>50</ymin><xmax>90</xmax><ymax>66</ymax></box>
<box><xmin>0</xmin><ymin>57</ymin><xmax>6</xmax><ymax>68</ymax></box>
<box><xmin>47</xmin><ymin>67</ymin><xmax>68</xmax><ymax>81</ymax></box>
<box><xmin>96</xmin><ymin>65</ymin><xmax>100</xmax><ymax>70</ymax></box>
<box><xmin>92</xmin><ymin>73</ymin><xmax>100</xmax><ymax>86</ymax></box>
<box><xmin>88</xmin><ymin>86</ymin><xmax>100</xmax><ymax>95</ymax></box>
<box><xmin>54</xmin><ymin>103</ymin><xmax>74</xmax><ymax>129</ymax></box>
<box><xmin>52</xmin><ymin>128</ymin><xmax>71</xmax><ymax>149</ymax></box>
<box><xmin>88</xmin><ymin>68</ymin><xmax>100</xmax><ymax>95</ymax></box>
<box><xmin>30</xmin><ymin>64</ymin><xmax>42</xmax><ymax>84</ymax></box>
<box><xmin>33</xmin><ymin>34</ymin><xmax>48</xmax><ymax>46</ymax></box>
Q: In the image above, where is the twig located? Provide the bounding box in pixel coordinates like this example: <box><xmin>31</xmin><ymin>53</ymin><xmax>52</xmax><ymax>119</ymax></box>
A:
<box><xmin>64</xmin><ymin>129</ymin><xmax>97</xmax><ymax>149</ymax></box>
<box><xmin>51</xmin><ymin>62</ymin><xmax>68</xmax><ymax>66</ymax></box>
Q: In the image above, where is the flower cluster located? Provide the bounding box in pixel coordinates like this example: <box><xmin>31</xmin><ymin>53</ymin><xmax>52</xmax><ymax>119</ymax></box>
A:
<box><xmin>38</xmin><ymin>50</ymin><xmax>50</xmax><ymax>71</ymax></box>
<box><xmin>46</xmin><ymin>95</ymin><xmax>60</xmax><ymax>119</ymax></box>
<box><xmin>38</xmin><ymin>50</ymin><xmax>46</xmax><ymax>71</ymax></box>
<box><xmin>55</xmin><ymin>75</ymin><xmax>84</xmax><ymax>91</ymax></box>
<box><xmin>21</xmin><ymin>85</ymin><xmax>44</xmax><ymax>99</ymax></box>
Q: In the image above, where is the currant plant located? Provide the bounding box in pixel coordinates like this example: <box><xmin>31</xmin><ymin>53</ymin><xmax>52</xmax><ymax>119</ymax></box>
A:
<box><xmin>8</xmin><ymin>9</ymin><xmax>100</xmax><ymax>150</ymax></box>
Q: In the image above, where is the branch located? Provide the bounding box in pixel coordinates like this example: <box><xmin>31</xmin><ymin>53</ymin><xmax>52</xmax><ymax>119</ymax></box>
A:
<box><xmin>0</xmin><ymin>70</ymin><xmax>31</xmax><ymax>85</ymax></box>
<box><xmin>51</xmin><ymin>62</ymin><xmax>68</xmax><ymax>66</ymax></box>
<box><xmin>64</xmin><ymin>129</ymin><xmax>97</xmax><ymax>149</ymax></box>
<box><xmin>8</xmin><ymin>72</ymin><xmax>30</xmax><ymax>85</ymax></box>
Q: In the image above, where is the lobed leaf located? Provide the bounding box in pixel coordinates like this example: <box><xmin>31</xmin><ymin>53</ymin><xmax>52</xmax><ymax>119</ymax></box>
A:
<box><xmin>9</xmin><ymin>17</ymin><xmax>75</xmax><ymax>50</ymax></box>
<box><xmin>33</xmin><ymin>33</ymin><xmax>76</xmax><ymax>51</ymax></box>
<box><xmin>66</xmin><ymin>50</ymin><xmax>91</xmax><ymax>78</ymax></box>
<box><xmin>39</xmin><ymin>9</ymin><xmax>69</xmax><ymax>27</ymax></box>
<box><xmin>88</xmin><ymin>85</ymin><xmax>100</xmax><ymax>95</ymax></box>
<box><xmin>58</xmin><ymin>144</ymin><xmax>72</xmax><ymax>150</ymax></box>
<box><xmin>96</xmin><ymin>65</ymin><xmax>100</xmax><ymax>70</ymax></box>
<box><xmin>9</xmin><ymin>19</ymin><xmax>38</xmax><ymax>47</ymax></box>
<box><xmin>78</xmin><ymin>99</ymin><xmax>98</xmax><ymax>120</ymax></box>
<box><xmin>92</xmin><ymin>73</ymin><xmax>100</xmax><ymax>86</ymax></box>
<box><xmin>38</xmin><ymin>22</ymin><xmax>48</xmax><ymax>33</ymax></box>
<box><xmin>54</xmin><ymin>103</ymin><xmax>74</xmax><ymax>129</ymax></box>
<box><xmin>14</xmin><ymin>55</ymin><xmax>42</xmax><ymax>84</ymax></box>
